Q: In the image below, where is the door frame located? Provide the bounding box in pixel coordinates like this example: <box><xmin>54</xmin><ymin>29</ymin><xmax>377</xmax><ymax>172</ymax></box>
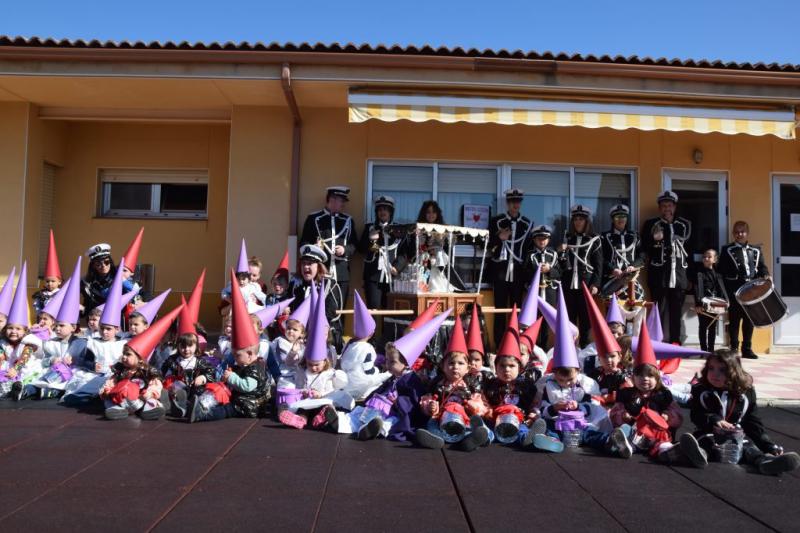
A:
<box><xmin>771</xmin><ymin>173</ymin><xmax>800</xmax><ymax>346</ymax></box>
<box><xmin>661</xmin><ymin>168</ymin><xmax>729</xmax><ymax>345</ymax></box>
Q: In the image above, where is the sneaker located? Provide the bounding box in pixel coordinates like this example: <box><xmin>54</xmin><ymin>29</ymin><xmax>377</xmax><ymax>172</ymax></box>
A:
<box><xmin>279</xmin><ymin>409</ymin><xmax>308</xmax><ymax>430</ymax></box>
<box><xmin>104</xmin><ymin>405</ymin><xmax>129</xmax><ymax>420</ymax></box>
<box><xmin>312</xmin><ymin>405</ymin><xmax>339</xmax><ymax>432</ymax></box>
<box><xmin>522</xmin><ymin>418</ymin><xmax>548</xmax><ymax>448</ymax></box>
<box><xmin>758</xmin><ymin>452</ymin><xmax>800</xmax><ymax>475</ymax></box>
<box><xmin>611</xmin><ymin>427</ymin><xmax>633</xmax><ymax>459</ymax></box>
<box><xmin>140</xmin><ymin>404</ymin><xmax>166</xmax><ymax>421</ymax></box>
<box><xmin>532</xmin><ymin>434</ymin><xmax>565</xmax><ymax>453</ymax></box>
<box><xmin>456</xmin><ymin>425</ymin><xmax>491</xmax><ymax>452</ymax></box>
<box><xmin>415</xmin><ymin>428</ymin><xmax>445</xmax><ymax>449</ymax></box>
<box><xmin>171</xmin><ymin>389</ymin><xmax>188</xmax><ymax>418</ymax></box>
<box><xmin>11</xmin><ymin>381</ymin><xmax>24</xmax><ymax>402</ymax></box>
<box><xmin>357</xmin><ymin>416</ymin><xmax>383</xmax><ymax>441</ymax></box>
<box><xmin>679</xmin><ymin>433</ymin><xmax>708</xmax><ymax>468</ymax></box>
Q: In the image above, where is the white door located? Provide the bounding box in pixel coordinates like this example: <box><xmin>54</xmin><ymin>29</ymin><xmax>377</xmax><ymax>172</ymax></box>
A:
<box><xmin>772</xmin><ymin>175</ymin><xmax>800</xmax><ymax>345</ymax></box>
<box><xmin>663</xmin><ymin>170</ymin><xmax>728</xmax><ymax>345</ymax></box>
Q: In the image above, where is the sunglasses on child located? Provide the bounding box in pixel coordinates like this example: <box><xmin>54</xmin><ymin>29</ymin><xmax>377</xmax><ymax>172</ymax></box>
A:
<box><xmin>92</xmin><ymin>258</ymin><xmax>111</xmax><ymax>266</ymax></box>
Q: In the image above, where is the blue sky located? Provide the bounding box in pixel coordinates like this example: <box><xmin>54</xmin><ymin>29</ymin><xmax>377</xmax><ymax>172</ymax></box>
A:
<box><xmin>2</xmin><ymin>0</ymin><xmax>798</xmax><ymax>65</ymax></box>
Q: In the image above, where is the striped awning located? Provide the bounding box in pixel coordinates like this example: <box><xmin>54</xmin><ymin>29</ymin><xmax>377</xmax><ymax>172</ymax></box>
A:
<box><xmin>348</xmin><ymin>92</ymin><xmax>797</xmax><ymax>139</ymax></box>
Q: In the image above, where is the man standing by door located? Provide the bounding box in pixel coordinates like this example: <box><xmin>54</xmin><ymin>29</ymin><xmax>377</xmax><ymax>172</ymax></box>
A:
<box><xmin>718</xmin><ymin>221</ymin><xmax>769</xmax><ymax>359</ymax></box>
<box><xmin>488</xmin><ymin>188</ymin><xmax>532</xmax><ymax>347</ymax></box>
<box><xmin>641</xmin><ymin>190</ymin><xmax>692</xmax><ymax>344</ymax></box>
<box><xmin>300</xmin><ymin>186</ymin><xmax>358</xmax><ymax>308</ymax></box>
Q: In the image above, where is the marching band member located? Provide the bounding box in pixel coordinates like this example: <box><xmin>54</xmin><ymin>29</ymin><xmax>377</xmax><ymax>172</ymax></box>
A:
<box><xmin>641</xmin><ymin>190</ymin><xmax>692</xmax><ymax>345</ymax></box>
<box><xmin>718</xmin><ymin>221</ymin><xmax>769</xmax><ymax>359</ymax></box>
<box><xmin>488</xmin><ymin>188</ymin><xmax>533</xmax><ymax>347</ymax></box>
<box><xmin>300</xmin><ymin>186</ymin><xmax>358</xmax><ymax>307</ymax></box>
<box><xmin>601</xmin><ymin>203</ymin><xmax>645</xmax><ymax>301</ymax></box>
<box><xmin>524</xmin><ymin>224</ymin><xmax>560</xmax><ymax>346</ymax></box>
<box><xmin>694</xmin><ymin>249</ymin><xmax>728</xmax><ymax>353</ymax></box>
<box><xmin>558</xmin><ymin>205</ymin><xmax>603</xmax><ymax>347</ymax></box>
<box><xmin>359</xmin><ymin>195</ymin><xmax>408</xmax><ymax>313</ymax></box>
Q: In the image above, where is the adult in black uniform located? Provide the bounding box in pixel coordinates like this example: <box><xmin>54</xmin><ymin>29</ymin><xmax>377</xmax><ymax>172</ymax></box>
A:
<box><xmin>559</xmin><ymin>204</ymin><xmax>603</xmax><ymax>347</ymax></box>
<box><xmin>488</xmin><ymin>188</ymin><xmax>533</xmax><ymax>347</ymax></box>
<box><xmin>358</xmin><ymin>195</ymin><xmax>408</xmax><ymax>311</ymax></box>
<box><xmin>524</xmin><ymin>224</ymin><xmax>561</xmax><ymax>347</ymax></box>
<box><xmin>601</xmin><ymin>203</ymin><xmax>646</xmax><ymax>301</ymax></box>
<box><xmin>300</xmin><ymin>186</ymin><xmax>358</xmax><ymax>308</ymax></box>
<box><xmin>718</xmin><ymin>221</ymin><xmax>769</xmax><ymax>359</ymax></box>
<box><xmin>641</xmin><ymin>190</ymin><xmax>692</xmax><ymax>345</ymax></box>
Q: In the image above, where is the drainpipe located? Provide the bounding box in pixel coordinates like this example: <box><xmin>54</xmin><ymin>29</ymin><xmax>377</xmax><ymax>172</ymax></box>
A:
<box><xmin>281</xmin><ymin>63</ymin><xmax>302</xmax><ymax>273</ymax></box>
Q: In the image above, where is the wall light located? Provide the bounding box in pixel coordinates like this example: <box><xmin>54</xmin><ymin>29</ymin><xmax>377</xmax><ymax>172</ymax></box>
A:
<box><xmin>693</xmin><ymin>148</ymin><xmax>703</xmax><ymax>164</ymax></box>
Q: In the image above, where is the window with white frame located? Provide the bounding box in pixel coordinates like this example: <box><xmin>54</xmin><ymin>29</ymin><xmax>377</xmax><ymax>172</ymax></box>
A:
<box><xmin>99</xmin><ymin>169</ymin><xmax>209</xmax><ymax>219</ymax></box>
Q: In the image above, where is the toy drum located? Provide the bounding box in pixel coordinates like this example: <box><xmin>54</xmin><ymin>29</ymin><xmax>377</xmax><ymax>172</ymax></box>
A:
<box><xmin>632</xmin><ymin>408</ymin><xmax>670</xmax><ymax>450</ymax></box>
<box><xmin>735</xmin><ymin>278</ymin><xmax>788</xmax><ymax>328</ymax></box>
<box><xmin>713</xmin><ymin>426</ymin><xmax>744</xmax><ymax>464</ymax></box>
<box><xmin>494</xmin><ymin>414</ymin><xmax>521</xmax><ymax>444</ymax></box>
<box><xmin>555</xmin><ymin>410</ymin><xmax>587</xmax><ymax>448</ymax></box>
<box><xmin>601</xmin><ymin>270</ymin><xmax>638</xmax><ymax>298</ymax></box>
<box><xmin>439</xmin><ymin>411</ymin><xmax>467</xmax><ymax>443</ymax></box>
<box><xmin>701</xmin><ymin>296</ymin><xmax>729</xmax><ymax>316</ymax></box>
<box><xmin>276</xmin><ymin>387</ymin><xmax>304</xmax><ymax>406</ymax></box>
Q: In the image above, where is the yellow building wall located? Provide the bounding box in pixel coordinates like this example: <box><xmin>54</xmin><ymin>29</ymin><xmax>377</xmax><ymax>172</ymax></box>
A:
<box><xmin>0</xmin><ymin>102</ymin><xmax>30</xmax><ymax>290</ymax></box>
<box><xmin>51</xmin><ymin>121</ymin><xmax>230</xmax><ymax>328</ymax></box>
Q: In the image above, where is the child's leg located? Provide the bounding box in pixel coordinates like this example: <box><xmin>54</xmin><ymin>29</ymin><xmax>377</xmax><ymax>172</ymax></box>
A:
<box><xmin>139</xmin><ymin>391</ymin><xmax>167</xmax><ymax>420</ymax></box>
<box><xmin>742</xmin><ymin>439</ymin><xmax>800</xmax><ymax>475</ymax></box>
<box><xmin>415</xmin><ymin>419</ymin><xmax>448</xmax><ymax>449</ymax></box>
<box><xmin>453</xmin><ymin>416</ymin><xmax>492</xmax><ymax>452</ymax></box>
<box><xmin>169</xmin><ymin>381</ymin><xmax>188</xmax><ymax>417</ymax></box>
<box><xmin>697</xmin><ymin>314</ymin><xmax>711</xmax><ymax>352</ymax></box>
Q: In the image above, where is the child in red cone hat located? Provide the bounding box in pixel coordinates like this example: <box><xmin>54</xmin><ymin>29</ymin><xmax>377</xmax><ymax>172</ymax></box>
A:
<box><xmin>99</xmin><ymin>304</ymin><xmax>182</xmax><ymax>421</ymax></box>
<box><xmin>415</xmin><ymin>315</ymin><xmax>491</xmax><ymax>452</ymax></box>
<box><xmin>32</xmin><ymin>230</ymin><xmax>63</xmax><ymax>316</ymax></box>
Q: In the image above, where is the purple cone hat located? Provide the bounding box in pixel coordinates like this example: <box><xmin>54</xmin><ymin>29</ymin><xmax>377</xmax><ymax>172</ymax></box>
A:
<box><xmin>136</xmin><ymin>289</ymin><xmax>172</xmax><ymax>324</ymax></box>
<box><xmin>353</xmin><ymin>290</ymin><xmax>376</xmax><ymax>340</ymax></box>
<box><xmin>236</xmin><ymin>238</ymin><xmax>249</xmax><ymax>273</ymax></box>
<box><xmin>606</xmin><ymin>293</ymin><xmax>624</xmax><ymax>325</ymax></box>
<box><xmin>538</xmin><ymin>295</ymin><xmax>578</xmax><ymax>337</ymax></box>
<box><xmin>0</xmin><ymin>266</ymin><xmax>16</xmax><ymax>317</ymax></box>
<box><xmin>288</xmin><ymin>291</ymin><xmax>313</xmax><ymax>327</ymax></box>
<box><xmin>518</xmin><ymin>266</ymin><xmax>540</xmax><ymax>328</ymax></box>
<box><xmin>393</xmin><ymin>307</ymin><xmax>452</xmax><ymax>367</ymax></box>
<box><xmin>551</xmin><ymin>286</ymin><xmax>579</xmax><ymax>369</ymax></box>
<box><xmin>631</xmin><ymin>336</ymin><xmax>709</xmax><ymax>359</ymax></box>
<box><xmin>41</xmin><ymin>277</ymin><xmax>70</xmax><ymax>319</ymax></box>
<box><xmin>99</xmin><ymin>257</ymin><xmax>126</xmax><ymax>328</ymax></box>
<box><xmin>304</xmin><ymin>284</ymin><xmax>330</xmax><ymax>362</ymax></box>
<box><xmin>256</xmin><ymin>297</ymin><xmax>295</xmax><ymax>329</ymax></box>
<box><xmin>7</xmin><ymin>262</ymin><xmax>30</xmax><ymax>327</ymax></box>
<box><xmin>645</xmin><ymin>303</ymin><xmax>664</xmax><ymax>343</ymax></box>
<box><xmin>56</xmin><ymin>257</ymin><xmax>82</xmax><ymax>325</ymax></box>
<box><xmin>96</xmin><ymin>287</ymin><xmax>140</xmax><ymax>314</ymax></box>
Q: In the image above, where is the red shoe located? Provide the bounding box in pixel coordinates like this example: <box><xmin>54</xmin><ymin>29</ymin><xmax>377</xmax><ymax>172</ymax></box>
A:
<box><xmin>279</xmin><ymin>409</ymin><xmax>307</xmax><ymax>430</ymax></box>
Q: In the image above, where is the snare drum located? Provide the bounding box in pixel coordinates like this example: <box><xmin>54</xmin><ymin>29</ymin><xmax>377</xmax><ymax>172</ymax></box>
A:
<box><xmin>735</xmin><ymin>278</ymin><xmax>788</xmax><ymax>328</ymax></box>
<box><xmin>701</xmin><ymin>296</ymin><xmax>729</xmax><ymax>316</ymax></box>
<box><xmin>601</xmin><ymin>270</ymin><xmax>638</xmax><ymax>298</ymax></box>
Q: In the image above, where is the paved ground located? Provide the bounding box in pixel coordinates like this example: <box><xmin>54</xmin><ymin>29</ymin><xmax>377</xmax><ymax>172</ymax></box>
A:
<box><xmin>670</xmin><ymin>352</ymin><xmax>800</xmax><ymax>405</ymax></box>
<box><xmin>1</xmin><ymin>400</ymin><xmax>799</xmax><ymax>532</ymax></box>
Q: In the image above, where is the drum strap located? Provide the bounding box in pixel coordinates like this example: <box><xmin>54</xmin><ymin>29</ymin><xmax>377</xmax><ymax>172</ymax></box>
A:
<box><xmin>568</xmin><ymin>235</ymin><xmax>600</xmax><ymax>289</ymax></box>
<box><xmin>314</xmin><ymin>211</ymin><xmax>352</xmax><ymax>280</ymax></box>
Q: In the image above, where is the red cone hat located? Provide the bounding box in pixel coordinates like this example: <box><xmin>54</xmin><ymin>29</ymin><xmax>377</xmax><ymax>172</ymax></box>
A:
<box><xmin>635</xmin><ymin>315</ymin><xmax>658</xmax><ymax>368</ymax></box>
<box><xmin>44</xmin><ymin>229</ymin><xmax>61</xmax><ymax>280</ymax></box>
<box><xmin>508</xmin><ymin>304</ymin><xmax>520</xmax><ymax>337</ymax></box>
<box><xmin>582</xmin><ymin>282</ymin><xmax>621</xmax><ymax>357</ymax></box>
<box><xmin>274</xmin><ymin>249</ymin><xmax>289</xmax><ymax>278</ymax></box>
<box><xmin>520</xmin><ymin>317</ymin><xmax>543</xmax><ymax>353</ymax></box>
<box><xmin>409</xmin><ymin>298</ymin><xmax>441</xmax><ymax>330</ymax></box>
<box><xmin>121</xmin><ymin>227</ymin><xmax>144</xmax><ymax>272</ymax></box>
<box><xmin>127</xmin><ymin>303</ymin><xmax>183</xmax><ymax>362</ymax></box>
<box><xmin>177</xmin><ymin>295</ymin><xmax>196</xmax><ymax>336</ymax></box>
<box><xmin>186</xmin><ymin>268</ymin><xmax>205</xmax><ymax>324</ymax></box>
<box><xmin>466</xmin><ymin>305</ymin><xmax>484</xmax><ymax>355</ymax></box>
<box><xmin>445</xmin><ymin>314</ymin><xmax>468</xmax><ymax>355</ymax></box>
<box><xmin>497</xmin><ymin>327</ymin><xmax>522</xmax><ymax>362</ymax></box>
<box><xmin>230</xmin><ymin>268</ymin><xmax>258</xmax><ymax>350</ymax></box>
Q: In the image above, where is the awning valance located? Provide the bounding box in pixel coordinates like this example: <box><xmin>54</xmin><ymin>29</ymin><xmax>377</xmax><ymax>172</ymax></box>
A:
<box><xmin>348</xmin><ymin>92</ymin><xmax>797</xmax><ymax>139</ymax></box>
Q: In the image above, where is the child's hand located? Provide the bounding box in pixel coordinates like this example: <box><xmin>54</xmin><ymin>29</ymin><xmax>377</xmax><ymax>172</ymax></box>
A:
<box><xmin>566</xmin><ymin>400</ymin><xmax>578</xmax><ymax>411</ymax></box>
<box><xmin>63</xmin><ymin>355</ymin><xmax>72</xmax><ymax>365</ymax></box>
<box><xmin>554</xmin><ymin>401</ymin><xmax>569</xmax><ymax>412</ymax></box>
<box><xmin>95</xmin><ymin>363</ymin><xmax>102</xmax><ymax>372</ymax></box>
<box><xmin>661</xmin><ymin>413</ymin><xmax>669</xmax><ymax>422</ymax></box>
<box><xmin>7</xmin><ymin>368</ymin><xmax>17</xmax><ymax>379</ymax></box>
<box><xmin>53</xmin><ymin>357</ymin><xmax>62</xmax><ymax>365</ymax></box>
<box><xmin>223</xmin><ymin>368</ymin><xmax>232</xmax><ymax>381</ymax></box>
<box><xmin>429</xmin><ymin>401</ymin><xmax>440</xmax><ymax>417</ymax></box>
<box><xmin>623</xmin><ymin>412</ymin><xmax>635</xmax><ymax>423</ymax></box>
<box><xmin>194</xmin><ymin>375</ymin><xmax>207</xmax><ymax>386</ymax></box>
<box><xmin>716</xmin><ymin>420</ymin><xmax>736</xmax><ymax>431</ymax></box>
<box><xmin>694</xmin><ymin>306</ymin><xmax>704</xmax><ymax>315</ymax></box>
<box><xmin>334</xmin><ymin>245</ymin><xmax>345</xmax><ymax>257</ymax></box>
<box><xmin>307</xmin><ymin>389</ymin><xmax>320</xmax><ymax>399</ymax></box>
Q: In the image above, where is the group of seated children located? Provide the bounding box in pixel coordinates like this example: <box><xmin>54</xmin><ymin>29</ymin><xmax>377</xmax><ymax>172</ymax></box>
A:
<box><xmin>1</xmin><ymin>235</ymin><xmax>798</xmax><ymax>478</ymax></box>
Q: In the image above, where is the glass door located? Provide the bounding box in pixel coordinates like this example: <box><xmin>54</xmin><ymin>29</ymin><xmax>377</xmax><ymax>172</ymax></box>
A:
<box><xmin>663</xmin><ymin>170</ymin><xmax>728</xmax><ymax>345</ymax></box>
<box><xmin>772</xmin><ymin>176</ymin><xmax>800</xmax><ymax>345</ymax></box>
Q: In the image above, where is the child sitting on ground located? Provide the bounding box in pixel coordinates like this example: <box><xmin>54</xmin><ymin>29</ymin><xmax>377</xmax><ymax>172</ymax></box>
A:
<box><xmin>415</xmin><ymin>315</ymin><xmax>491</xmax><ymax>452</ymax></box>
<box><xmin>268</xmin><ymin>318</ymin><xmax>305</xmax><ymax>388</ymax></box>
<box><xmin>689</xmin><ymin>349</ymin><xmax>800</xmax><ymax>475</ymax></box>
<box><xmin>338</xmin><ymin>291</ymin><xmax>390</xmax><ymax>401</ymax></box>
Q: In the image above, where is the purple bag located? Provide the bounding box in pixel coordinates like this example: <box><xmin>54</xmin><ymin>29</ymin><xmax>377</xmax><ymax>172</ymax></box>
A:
<box><xmin>52</xmin><ymin>362</ymin><xmax>73</xmax><ymax>382</ymax></box>
<box><xmin>0</xmin><ymin>370</ymin><xmax>8</xmax><ymax>383</ymax></box>
<box><xmin>555</xmin><ymin>410</ymin><xmax>588</xmax><ymax>432</ymax></box>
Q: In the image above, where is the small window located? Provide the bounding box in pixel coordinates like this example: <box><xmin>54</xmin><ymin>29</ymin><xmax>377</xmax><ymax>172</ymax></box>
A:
<box><xmin>100</xmin><ymin>169</ymin><xmax>208</xmax><ymax>219</ymax></box>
